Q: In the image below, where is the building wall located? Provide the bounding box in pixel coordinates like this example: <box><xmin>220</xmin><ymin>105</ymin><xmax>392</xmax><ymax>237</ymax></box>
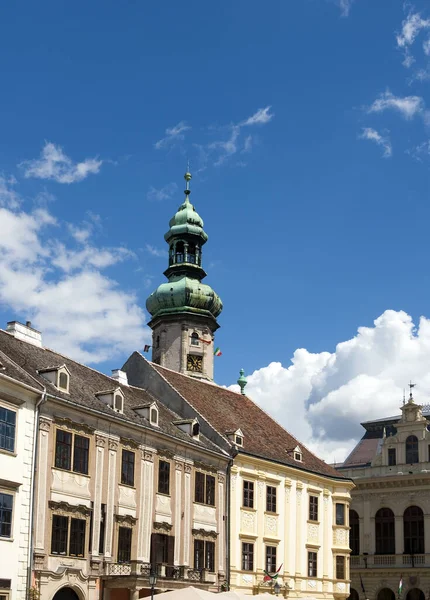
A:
<box><xmin>229</xmin><ymin>454</ymin><xmax>354</xmax><ymax>599</ymax></box>
<box><xmin>0</xmin><ymin>378</ymin><xmax>39</xmax><ymax>600</ymax></box>
<box><xmin>32</xmin><ymin>400</ymin><xmax>227</xmax><ymax>600</ymax></box>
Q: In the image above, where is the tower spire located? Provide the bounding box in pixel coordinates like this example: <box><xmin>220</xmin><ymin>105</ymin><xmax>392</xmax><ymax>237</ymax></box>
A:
<box><xmin>184</xmin><ymin>163</ymin><xmax>192</xmax><ymax>196</ymax></box>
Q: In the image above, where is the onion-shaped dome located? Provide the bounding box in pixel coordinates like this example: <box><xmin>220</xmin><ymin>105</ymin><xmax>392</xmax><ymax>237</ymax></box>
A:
<box><xmin>164</xmin><ymin>197</ymin><xmax>208</xmax><ymax>244</ymax></box>
<box><xmin>146</xmin><ymin>275</ymin><xmax>223</xmax><ymax>319</ymax></box>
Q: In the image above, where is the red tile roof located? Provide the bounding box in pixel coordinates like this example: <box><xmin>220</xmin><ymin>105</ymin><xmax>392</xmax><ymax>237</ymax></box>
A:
<box><xmin>152</xmin><ymin>363</ymin><xmax>346</xmax><ymax>479</ymax></box>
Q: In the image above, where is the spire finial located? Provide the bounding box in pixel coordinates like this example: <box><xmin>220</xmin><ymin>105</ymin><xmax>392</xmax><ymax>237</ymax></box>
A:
<box><xmin>184</xmin><ymin>162</ymin><xmax>192</xmax><ymax>196</ymax></box>
<box><xmin>409</xmin><ymin>381</ymin><xmax>416</xmax><ymax>402</ymax></box>
<box><xmin>237</xmin><ymin>369</ymin><xmax>247</xmax><ymax>395</ymax></box>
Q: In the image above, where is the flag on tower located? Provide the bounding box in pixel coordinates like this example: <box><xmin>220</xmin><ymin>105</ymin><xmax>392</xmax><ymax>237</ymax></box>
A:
<box><xmin>143</xmin><ymin>344</ymin><xmax>151</xmax><ymax>353</ymax></box>
<box><xmin>214</xmin><ymin>347</ymin><xmax>222</xmax><ymax>357</ymax></box>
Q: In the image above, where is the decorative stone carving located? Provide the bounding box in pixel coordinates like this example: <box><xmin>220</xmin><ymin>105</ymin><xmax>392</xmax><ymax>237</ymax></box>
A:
<box><xmin>308</xmin><ymin>580</ymin><xmax>317</xmax><ymax>589</ymax></box>
<box><xmin>242</xmin><ymin>575</ymin><xmax>253</xmax><ymax>584</ymax></box>
<box><xmin>39</xmin><ymin>417</ymin><xmax>51</xmax><ymax>432</ymax></box>
<box><xmin>192</xmin><ymin>528</ymin><xmax>218</xmax><ymax>539</ymax></box>
<box><xmin>334</xmin><ymin>528</ymin><xmax>347</xmax><ymax>545</ymax></box>
<box><xmin>115</xmin><ymin>514</ymin><xmax>137</xmax><ymax>526</ymax></box>
<box><xmin>144</xmin><ymin>450</ymin><xmax>154</xmax><ymax>462</ymax></box>
<box><xmin>184</xmin><ymin>463</ymin><xmax>192</xmax><ymax>474</ymax></box>
<box><xmin>241</xmin><ymin>511</ymin><xmax>255</xmax><ymax>532</ymax></box>
<box><xmin>175</xmin><ymin>462</ymin><xmax>183</xmax><ymax>471</ymax></box>
<box><xmin>153</xmin><ymin>520</ymin><xmax>172</xmax><ymax>532</ymax></box>
<box><xmin>307</xmin><ymin>523</ymin><xmax>319</xmax><ymax>541</ymax></box>
<box><xmin>108</xmin><ymin>439</ymin><xmax>118</xmax><ymax>451</ymax></box>
<box><xmin>194</xmin><ymin>460</ymin><xmax>216</xmax><ymax>473</ymax></box>
<box><xmin>54</xmin><ymin>416</ymin><xmax>95</xmax><ymax>435</ymax></box>
<box><xmin>265</xmin><ymin>516</ymin><xmax>278</xmax><ymax>535</ymax></box>
<box><xmin>158</xmin><ymin>448</ymin><xmax>175</xmax><ymax>460</ymax></box>
<box><xmin>296</xmin><ymin>489</ymin><xmax>302</xmax><ymax>504</ymax></box>
<box><xmin>336</xmin><ymin>582</ymin><xmax>346</xmax><ymax>592</ymax></box>
<box><xmin>218</xmin><ymin>473</ymin><xmax>226</xmax><ymax>484</ymax></box>
<box><xmin>48</xmin><ymin>500</ymin><xmax>91</xmax><ymax>517</ymax></box>
<box><xmin>120</xmin><ymin>436</ymin><xmax>140</xmax><ymax>450</ymax></box>
<box><xmin>257</xmin><ymin>480</ymin><xmax>265</xmax><ymax>497</ymax></box>
<box><xmin>231</xmin><ymin>474</ymin><xmax>238</xmax><ymax>491</ymax></box>
<box><xmin>95</xmin><ymin>435</ymin><xmax>106</xmax><ymax>448</ymax></box>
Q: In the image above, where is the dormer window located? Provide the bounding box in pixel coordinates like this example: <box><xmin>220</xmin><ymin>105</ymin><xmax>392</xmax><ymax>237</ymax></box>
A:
<box><xmin>190</xmin><ymin>332</ymin><xmax>199</xmax><ymax>346</ymax></box>
<box><xmin>174</xmin><ymin>418</ymin><xmax>200</xmax><ymax>440</ymax></box>
<box><xmin>226</xmin><ymin>428</ymin><xmax>244</xmax><ymax>447</ymax></box>
<box><xmin>150</xmin><ymin>407</ymin><xmax>158</xmax><ymax>426</ymax></box>
<box><xmin>293</xmin><ymin>446</ymin><xmax>302</xmax><ymax>462</ymax></box>
<box><xmin>134</xmin><ymin>402</ymin><xmax>159</xmax><ymax>427</ymax></box>
<box><xmin>192</xmin><ymin>421</ymin><xmax>200</xmax><ymax>437</ymax></box>
<box><xmin>38</xmin><ymin>365</ymin><xmax>71</xmax><ymax>394</ymax></box>
<box><xmin>95</xmin><ymin>387</ymin><xmax>124</xmax><ymax>415</ymax></box>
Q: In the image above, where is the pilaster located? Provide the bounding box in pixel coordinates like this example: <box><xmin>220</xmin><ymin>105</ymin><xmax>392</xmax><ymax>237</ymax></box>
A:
<box><xmin>395</xmin><ymin>515</ymin><xmax>403</xmax><ymax>555</ymax></box>
<box><xmin>218</xmin><ymin>472</ymin><xmax>225</xmax><ymax>572</ymax></box>
<box><xmin>174</xmin><ymin>461</ymin><xmax>183</xmax><ymax>565</ymax></box>
<box><xmin>35</xmin><ymin>417</ymin><xmax>51</xmax><ymax>551</ymax></box>
<box><xmin>104</xmin><ymin>438</ymin><xmax>118</xmax><ymax>559</ymax></box>
<box><xmin>137</xmin><ymin>449</ymin><xmax>154</xmax><ymax>562</ymax></box>
<box><xmin>91</xmin><ymin>435</ymin><xmax>106</xmax><ymax>557</ymax></box>
<box><xmin>295</xmin><ymin>482</ymin><xmax>303</xmax><ymax>575</ymax></box>
<box><xmin>183</xmin><ymin>462</ymin><xmax>192</xmax><ymax>565</ymax></box>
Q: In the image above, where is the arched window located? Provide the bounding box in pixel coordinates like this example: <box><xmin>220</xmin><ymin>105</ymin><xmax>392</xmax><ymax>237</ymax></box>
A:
<box><xmin>175</xmin><ymin>241</ymin><xmax>184</xmax><ymax>264</ymax></box>
<box><xmin>58</xmin><ymin>372</ymin><xmax>69</xmax><ymax>391</ymax></box>
<box><xmin>375</xmin><ymin>508</ymin><xmax>395</xmax><ymax>554</ymax></box>
<box><xmin>406</xmin><ymin>435</ymin><xmax>419</xmax><ymax>464</ymax></box>
<box><xmin>404</xmin><ymin>506</ymin><xmax>424</xmax><ymax>554</ymax></box>
<box><xmin>377</xmin><ymin>589</ymin><xmax>395</xmax><ymax>600</ymax></box>
<box><xmin>187</xmin><ymin>243</ymin><xmax>196</xmax><ymax>264</ymax></box>
<box><xmin>191</xmin><ymin>332</ymin><xmax>199</xmax><ymax>346</ymax></box>
<box><xmin>349</xmin><ymin>510</ymin><xmax>360</xmax><ymax>555</ymax></box>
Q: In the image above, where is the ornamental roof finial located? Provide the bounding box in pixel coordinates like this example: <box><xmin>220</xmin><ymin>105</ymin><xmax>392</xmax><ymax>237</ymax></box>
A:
<box><xmin>237</xmin><ymin>369</ymin><xmax>247</xmax><ymax>395</ymax></box>
<box><xmin>184</xmin><ymin>161</ymin><xmax>192</xmax><ymax>196</ymax></box>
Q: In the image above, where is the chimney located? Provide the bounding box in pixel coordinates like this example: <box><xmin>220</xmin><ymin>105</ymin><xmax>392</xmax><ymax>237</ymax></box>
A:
<box><xmin>111</xmin><ymin>369</ymin><xmax>128</xmax><ymax>386</ymax></box>
<box><xmin>7</xmin><ymin>321</ymin><xmax>42</xmax><ymax>348</ymax></box>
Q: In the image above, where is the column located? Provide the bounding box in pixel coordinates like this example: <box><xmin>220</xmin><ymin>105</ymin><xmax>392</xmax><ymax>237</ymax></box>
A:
<box><xmin>295</xmin><ymin>483</ymin><xmax>303</xmax><ymax>575</ymax></box>
<box><xmin>183</xmin><ymin>463</ymin><xmax>192</xmax><ymax>565</ymax></box>
<box><xmin>91</xmin><ymin>435</ymin><xmax>106</xmax><ymax>557</ymax></box>
<box><xmin>180</xmin><ymin>325</ymin><xmax>188</xmax><ymax>373</ymax></box>
<box><xmin>217</xmin><ymin>473</ymin><xmax>226</xmax><ymax>573</ymax></box>
<box><xmin>323</xmin><ymin>490</ymin><xmax>331</xmax><ymax>581</ymax></box>
<box><xmin>284</xmin><ymin>480</ymin><xmax>293</xmax><ymax>576</ymax></box>
<box><xmin>424</xmin><ymin>514</ymin><xmax>430</xmax><ymax>554</ymax></box>
<box><xmin>395</xmin><ymin>515</ymin><xmax>403</xmax><ymax>555</ymax></box>
<box><xmin>104</xmin><ymin>439</ymin><xmax>118</xmax><ymax>559</ymax></box>
<box><xmin>35</xmin><ymin>417</ymin><xmax>51</xmax><ymax>551</ymax></box>
<box><xmin>137</xmin><ymin>449</ymin><xmax>154</xmax><ymax>562</ymax></box>
<box><xmin>174</xmin><ymin>462</ymin><xmax>183</xmax><ymax>565</ymax></box>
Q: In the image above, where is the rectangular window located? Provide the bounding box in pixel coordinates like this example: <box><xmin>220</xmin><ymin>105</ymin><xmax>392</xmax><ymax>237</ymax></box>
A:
<box><xmin>69</xmin><ymin>518</ymin><xmax>86</xmax><ymax>556</ymax></box>
<box><xmin>0</xmin><ymin>493</ymin><xmax>13</xmax><ymax>538</ymax></box>
<box><xmin>118</xmin><ymin>527</ymin><xmax>132</xmax><ymax>563</ymax></box>
<box><xmin>388</xmin><ymin>448</ymin><xmax>396</xmax><ymax>466</ymax></box>
<box><xmin>242</xmin><ymin>542</ymin><xmax>254</xmax><ymax>571</ymax></box>
<box><xmin>336</xmin><ymin>556</ymin><xmax>345</xmax><ymax>580</ymax></box>
<box><xmin>194</xmin><ymin>472</ymin><xmax>215</xmax><ymax>506</ymax></box>
<box><xmin>99</xmin><ymin>504</ymin><xmax>106</xmax><ymax>554</ymax></box>
<box><xmin>243</xmin><ymin>480</ymin><xmax>254</xmax><ymax>508</ymax></box>
<box><xmin>51</xmin><ymin>515</ymin><xmax>68</xmax><ymax>554</ymax></box>
<box><xmin>266</xmin><ymin>545</ymin><xmax>277</xmax><ymax>573</ymax></box>
<box><xmin>158</xmin><ymin>460</ymin><xmax>170</xmax><ymax>495</ymax></box>
<box><xmin>308</xmin><ymin>551</ymin><xmax>317</xmax><ymax>577</ymax></box>
<box><xmin>0</xmin><ymin>407</ymin><xmax>16</xmax><ymax>453</ymax></box>
<box><xmin>205</xmin><ymin>541</ymin><xmax>215</xmax><ymax>572</ymax></box>
<box><xmin>336</xmin><ymin>503</ymin><xmax>345</xmax><ymax>526</ymax></box>
<box><xmin>73</xmin><ymin>435</ymin><xmax>89</xmax><ymax>475</ymax></box>
<box><xmin>266</xmin><ymin>486</ymin><xmax>277</xmax><ymax>513</ymax></box>
<box><xmin>309</xmin><ymin>496</ymin><xmax>319</xmax><ymax>521</ymax></box>
<box><xmin>121</xmin><ymin>450</ymin><xmax>135</xmax><ymax>487</ymax></box>
<box><xmin>55</xmin><ymin>430</ymin><xmax>72</xmax><ymax>470</ymax></box>
<box><xmin>194</xmin><ymin>539</ymin><xmax>204</xmax><ymax>570</ymax></box>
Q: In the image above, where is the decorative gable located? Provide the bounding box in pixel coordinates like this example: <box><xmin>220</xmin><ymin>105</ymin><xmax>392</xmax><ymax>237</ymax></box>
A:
<box><xmin>173</xmin><ymin>418</ymin><xmax>200</xmax><ymax>440</ymax></box>
<box><xmin>293</xmin><ymin>445</ymin><xmax>303</xmax><ymax>462</ymax></box>
<box><xmin>226</xmin><ymin>428</ymin><xmax>244</xmax><ymax>447</ymax></box>
<box><xmin>134</xmin><ymin>401</ymin><xmax>159</xmax><ymax>426</ymax></box>
<box><xmin>95</xmin><ymin>387</ymin><xmax>125</xmax><ymax>414</ymax></box>
<box><xmin>38</xmin><ymin>364</ymin><xmax>71</xmax><ymax>393</ymax></box>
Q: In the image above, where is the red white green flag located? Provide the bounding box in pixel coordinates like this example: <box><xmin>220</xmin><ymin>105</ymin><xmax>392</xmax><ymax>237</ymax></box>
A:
<box><xmin>214</xmin><ymin>347</ymin><xmax>222</xmax><ymax>357</ymax></box>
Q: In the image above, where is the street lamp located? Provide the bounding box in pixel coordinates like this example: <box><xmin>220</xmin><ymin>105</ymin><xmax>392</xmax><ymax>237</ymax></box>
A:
<box><xmin>274</xmin><ymin>581</ymin><xmax>281</xmax><ymax>596</ymax></box>
<box><xmin>149</xmin><ymin>571</ymin><xmax>157</xmax><ymax>600</ymax></box>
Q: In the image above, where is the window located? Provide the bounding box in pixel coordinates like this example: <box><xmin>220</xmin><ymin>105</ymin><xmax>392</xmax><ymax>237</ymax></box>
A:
<box><xmin>375</xmin><ymin>507</ymin><xmax>395</xmax><ymax>554</ymax></box>
<box><xmin>309</xmin><ymin>496</ymin><xmax>319</xmax><ymax>521</ymax></box>
<box><xmin>69</xmin><ymin>519</ymin><xmax>86</xmax><ymax>556</ymax></box>
<box><xmin>308</xmin><ymin>551</ymin><xmax>317</xmax><ymax>577</ymax></box>
<box><xmin>242</xmin><ymin>542</ymin><xmax>254</xmax><ymax>571</ymax></box>
<box><xmin>403</xmin><ymin>505</ymin><xmax>424</xmax><ymax>554</ymax></box>
<box><xmin>51</xmin><ymin>515</ymin><xmax>68</xmax><ymax>554</ymax></box>
<box><xmin>118</xmin><ymin>527</ymin><xmax>132</xmax><ymax>563</ymax></box>
<box><xmin>158</xmin><ymin>460</ymin><xmax>170</xmax><ymax>495</ymax></box>
<box><xmin>114</xmin><ymin>394</ymin><xmax>123</xmax><ymax>413</ymax></box>
<box><xmin>266</xmin><ymin>486</ymin><xmax>277</xmax><ymax>513</ymax></box>
<box><xmin>121</xmin><ymin>450</ymin><xmax>135</xmax><ymax>487</ymax></box>
<box><xmin>150</xmin><ymin>407</ymin><xmax>158</xmax><ymax>425</ymax></box>
<box><xmin>388</xmin><ymin>448</ymin><xmax>396</xmax><ymax>466</ymax></box>
<box><xmin>151</xmin><ymin>533</ymin><xmax>174</xmax><ymax>567</ymax></box>
<box><xmin>194</xmin><ymin>540</ymin><xmax>215</xmax><ymax>572</ymax></box>
<box><xmin>266</xmin><ymin>545</ymin><xmax>277</xmax><ymax>573</ymax></box>
<box><xmin>349</xmin><ymin>510</ymin><xmax>360</xmax><ymax>555</ymax></box>
<box><xmin>99</xmin><ymin>504</ymin><xmax>106</xmax><ymax>554</ymax></box>
<box><xmin>335</xmin><ymin>503</ymin><xmax>345</xmax><ymax>525</ymax></box>
<box><xmin>58</xmin><ymin>372</ymin><xmax>68</xmax><ymax>391</ymax></box>
<box><xmin>0</xmin><ymin>493</ymin><xmax>13</xmax><ymax>538</ymax></box>
<box><xmin>195</xmin><ymin>472</ymin><xmax>215</xmax><ymax>506</ymax></box>
<box><xmin>156</xmin><ymin>335</ymin><xmax>160</xmax><ymax>349</ymax></box>
<box><xmin>191</xmin><ymin>332</ymin><xmax>199</xmax><ymax>346</ymax></box>
<box><xmin>235</xmin><ymin>434</ymin><xmax>243</xmax><ymax>446</ymax></box>
<box><xmin>192</xmin><ymin>421</ymin><xmax>200</xmax><ymax>437</ymax></box>
<box><xmin>55</xmin><ymin>429</ymin><xmax>90</xmax><ymax>475</ymax></box>
<box><xmin>0</xmin><ymin>407</ymin><xmax>16</xmax><ymax>453</ymax></box>
<box><xmin>243</xmin><ymin>480</ymin><xmax>254</xmax><ymax>508</ymax></box>
<box><xmin>73</xmin><ymin>435</ymin><xmax>89</xmax><ymax>475</ymax></box>
<box><xmin>406</xmin><ymin>435</ymin><xmax>419</xmax><ymax>464</ymax></box>
<box><xmin>336</xmin><ymin>556</ymin><xmax>345</xmax><ymax>579</ymax></box>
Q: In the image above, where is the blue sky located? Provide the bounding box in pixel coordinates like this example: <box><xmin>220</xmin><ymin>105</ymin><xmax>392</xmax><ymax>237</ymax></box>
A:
<box><xmin>2</xmin><ymin>0</ymin><xmax>430</xmax><ymax>460</ymax></box>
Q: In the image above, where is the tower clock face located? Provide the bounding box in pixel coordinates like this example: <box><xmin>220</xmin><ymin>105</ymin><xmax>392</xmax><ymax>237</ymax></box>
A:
<box><xmin>187</xmin><ymin>354</ymin><xmax>203</xmax><ymax>373</ymax></box>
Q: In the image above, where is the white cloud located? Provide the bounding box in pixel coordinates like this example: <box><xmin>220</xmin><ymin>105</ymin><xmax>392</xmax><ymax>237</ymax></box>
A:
<box><xmin>230</xmin><ymin>310</ymin><xmax>430</xmax><ymax>463</ymax></box>
<box><xmin>147</xmin><ymin>182</ymin><xmax>178</xmax><ymax>202</ymax></box>
<box><xmin>242</xmin><ymin>135</ymin><xmax>253</xmax><ymax>153</ymax></box>
<box><xmin>396</xmin><ymin>10</ymin><xmax>430</xmax><ymax>49</ymax></box>
<box><xmin>145</xmin><ymin>244</ymin><xmax>167</xmax><ymax>258</ymax></box>
<box><xmin>0</xmin><ymin>179</ymin><xmax>147</xmax><ymax>363</ymax></box>
<box><xmin>338</xmin><ymin>0</ymin><xmax>353</xmax><ymax>18</ymax></box>
<box><xmin>210</xmin><ymin>126</ymin><xmax>240</xmax><ymax>166</ymax></box>
<box><xmin>241</xmin><ymin>106</ymin><xmax>274</xmax><ymax>127</ymax></box>
<box><xmin>359</xmin><ymin>127</ymin><xmax>392</xmax><ymax>158</ymax></box>
<box><xmin>368</xmin><ymin>90</ymin><xmax>424</xmax><ymax>119</ymax></box>
<box><xmin>154</xmin><ymin>121</ymin><xmax>191</xmax><ymax>150</ymax></box>
<box><xmin>20</xmin><ymin>142</ymin><xmax>103</xmax><ymax>184</ymax></box>
<box><xmin>423</xmin><ymin>38</ymin><xmax>430</xmax><ymax>56</ymax></box>
<box><xmin>0</xmin><ymin>175</ymin><xmax>20</xmax><ymax>208</ymax></box>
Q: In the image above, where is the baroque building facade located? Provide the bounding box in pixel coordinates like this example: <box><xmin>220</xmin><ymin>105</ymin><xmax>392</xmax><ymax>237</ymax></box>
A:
<box><xmin>124</xmin><ymin>170</ymin><xmax>355</xmax><ymax>598</ymax></box>
<box><xmin>337</xmin><ymin>391</ymin><xmax>430</xmax><ymax>600</ymax></box>
<box><xmin>0</xmin><ymin>321</ymin><xmax>229</xmax><ymax>600</ymax></box>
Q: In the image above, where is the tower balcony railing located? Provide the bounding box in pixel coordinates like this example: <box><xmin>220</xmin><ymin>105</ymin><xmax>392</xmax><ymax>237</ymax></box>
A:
<box><xmin>169</xmin><ymin>254</ymin><xmax>200</xmax><ymax>266</ymax></box>
<box><xmin>351</xmin><ymin>553</ymin><xmax>429</xmax><ymax>569</ymax></box>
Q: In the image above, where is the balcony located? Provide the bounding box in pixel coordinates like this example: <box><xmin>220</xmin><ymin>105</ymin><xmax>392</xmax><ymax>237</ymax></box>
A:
<box><xmin>104</xmin><ymin>562</ymin><xmax>215</xmax><ymax>583</ymax></box>
<box><xmin>351</xmin><ymin>554</ymin><xmax>429</xmax><ymax>569</ymax></box>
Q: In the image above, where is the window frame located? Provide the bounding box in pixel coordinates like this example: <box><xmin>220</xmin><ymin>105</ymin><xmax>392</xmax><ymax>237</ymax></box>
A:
<box><xmin>266</xmin><ymin>485</ymin><xmax>277</xmax><ymax>513</ymax></box>
<box><xmin>243</xmin><ymin>480</ymin><xmax>254</xmax><ymax>509</ymax></box>
<box><xmin>51</xmin><ymin>514</ymin><xmax>88</xmax><ymax>557</ymax></box>
<box><xmin>309</xmin><ymin>495</ymin><xmax>319</xmax><ymax>522</ymax></box>
<box><xmin>335</xmin><ymin>555</ymin><xmax>346</xmax><ymax>580</ymax></box>
<box><xmin>406</xmin><ymin>435</ymin><xmax>419</xmax><ymax>464</ymax></box>
<box><xmin>308</xmin><ymin>550</ymin><xmax>317</xmax><ymax>577</ymax></box>
<box><xmin>51</xmin><ymin>515</ymin><xmax>69</xmax><ymax>555</ymax></box>
<box><xmin>266</xmin><ymin>545</ymin><xmax>277</xmax><ymax>573</ymax></box>
<box><xmin>0</xmin><ymin>491</ymin><xmax>14</xmax><ymax>539</ymax></box>
<box><xmin>69</xmin><ymin>518</ymin><xmax>86</xmax><ymax>557</ymax></box>
<box><xmin>54</xmin><ymin>428</ymin><xmax>90</xmax><ymax>475</ymax></box>
<box><xmin>335</xmin><ymin>503</ymin><xmax>345</xmax><ymax>526</ymax></box>
<box><xmin>121</xmin><ymin>449</ymin><xmax>135</xmax><ymax>487</ymax></box>
<box><xmin>349</xmin><ymin>509</ymin><xmax>360</xmax><ymax>556</ymax></box>
<box><xmin>242</xmin><ymin>542</ymin><xmax>254</xmax><ymax>571</ymax></box>
<box><xmin>117</xmin><ymin>526</ymin><xmax>132</xmax><ymax>563</ymax></box>
<box><xmin>0</xmin><ymin>405</ymin><xmax>16</xmax><ymax>454</ymax></box>
<box><xmin>375</xmin><ymin>507</ymin><xmax>395</xmax><ymax>555</ymax></box>
<box><xmin>388</xmin><ymin>448</ymin><xmax>396</xmax><ymax>466</ymax></box>
<box><xmin>194</xmin><ymin>472</ymin><xmax>215</xmax><ymax>506</ymax></box>
<box><xmin>158</xmin><ymin>460</ymin><xmax>171</xmax><ymax>495</ymax></box>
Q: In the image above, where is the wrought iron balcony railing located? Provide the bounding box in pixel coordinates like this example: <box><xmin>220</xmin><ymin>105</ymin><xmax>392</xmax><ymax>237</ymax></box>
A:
<box><xmin>104</xmin><ymin>561</ymin><xmax>215</xmax><ymax>582</ymax></box>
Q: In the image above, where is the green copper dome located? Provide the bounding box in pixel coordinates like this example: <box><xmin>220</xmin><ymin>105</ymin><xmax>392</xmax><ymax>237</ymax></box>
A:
<box><xmin>146</xmin><ymin>275</ymin><xmax>223</xmax><ymax>318</ymax></box>
<box><xmin>164</xmin><ymin>197</ymin><xmax>208</xmax><ymax>243</ymax></box>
